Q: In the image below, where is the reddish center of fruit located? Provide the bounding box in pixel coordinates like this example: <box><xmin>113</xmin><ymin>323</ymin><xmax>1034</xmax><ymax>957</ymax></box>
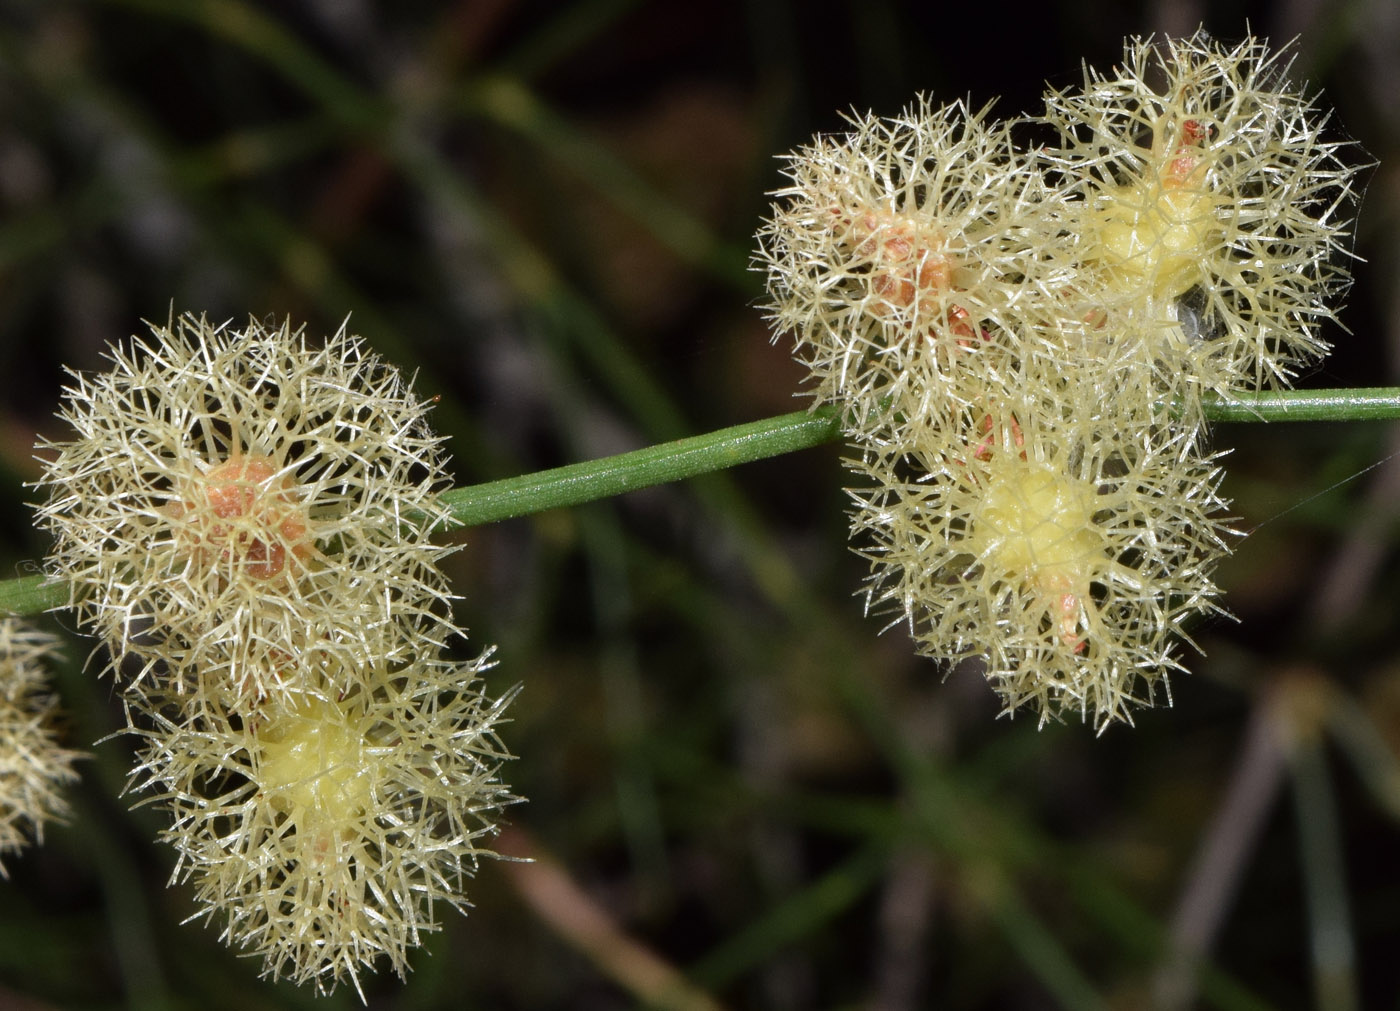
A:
<box><xmin>188</xmin><ymin>456</ymin><xmax>312</xmax><ymax>580</ymax></box>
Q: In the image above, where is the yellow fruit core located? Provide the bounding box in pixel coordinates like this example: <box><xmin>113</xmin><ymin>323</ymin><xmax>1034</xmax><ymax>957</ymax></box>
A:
<box><xmin>1092</xmin><ymin>180</ymin><xmax>1220</xmax><ymax>302</ymax></box>
<box><xmin>258</xmin><ymin>696</ymin><xmax>373</xmax><ymax>822</ymax></box>
<box><xmin>971</xmin><ymin>460</ymin><xmax>1106</xmax><ymax>649</ymax></box>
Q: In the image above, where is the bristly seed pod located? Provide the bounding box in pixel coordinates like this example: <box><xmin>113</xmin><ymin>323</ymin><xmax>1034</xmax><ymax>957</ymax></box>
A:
<box><xmin>1038</xmin><ymin>31</ymin><xmax>1364</xmax><ymax>415</ymax></box>
<box><xmin>128</xmin><ymin>635</ymin><xmax>516</xmax><ymax>998</ymax></box>
<box><xmin>756</xmin><ymin>97</ymin><xmax>1077</xmax><ymax>442</ymax></box>
<box><xmin>33</xmin><ymin>313</ymin><xmax>458</xmax><ymax>708</ymax></box>
<box><xmin>849</xmin><ymin>391</ymin><xmax>1233</xmax><ymax>730</ymax></box>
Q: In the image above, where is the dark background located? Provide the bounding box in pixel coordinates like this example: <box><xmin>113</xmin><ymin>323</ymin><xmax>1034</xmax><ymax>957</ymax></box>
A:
<box><xmin>0</xmin><ymin>1</ymin><xmax>1397</xmax><ymax>1008</ymax></box>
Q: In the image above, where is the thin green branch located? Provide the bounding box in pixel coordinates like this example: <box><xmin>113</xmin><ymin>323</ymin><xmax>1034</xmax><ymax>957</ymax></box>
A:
<box><xmin>5</xmin><ymin>388</ymin><xmax>1400</xmax><ymax>619</ymax></box>
<box><xmin>435</xmin><ymin>387</ymin><xmax>1400</xmax><ymax>528</ymax></box>
<box><xmin>0</xmin><ymin>574</ymin><xmax>70</xmax><ymax>616</ymax></box>
<box><xmin>1201</xmin><ymin>387</ymin><xmax>1400</xmax><ymax>423</ymax></box>
<box><xmin>437</xmin><ymin>405</ymin><xmax>841</xmax><ymax>527</ymax></box>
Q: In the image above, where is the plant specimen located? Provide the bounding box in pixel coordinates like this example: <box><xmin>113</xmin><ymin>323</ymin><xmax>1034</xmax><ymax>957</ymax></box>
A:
<box><xmin>0</xmin><ymin>23</ymin><xmax>1384</xmax><ymax>1005</ymax></box>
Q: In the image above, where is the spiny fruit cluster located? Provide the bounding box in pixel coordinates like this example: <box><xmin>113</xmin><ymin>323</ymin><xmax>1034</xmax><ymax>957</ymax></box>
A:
<box><xmin>34</xmin><ymin>314</ymin><xmax>516</xmax><ymax>996</ymax></box>
<box><xmin>759</xmin><ymin>32</ymin><xmax>1362</xmax><ymax>729</ymax></box>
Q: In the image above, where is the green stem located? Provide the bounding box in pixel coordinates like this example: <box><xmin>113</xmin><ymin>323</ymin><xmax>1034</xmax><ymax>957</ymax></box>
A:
<box><xmin>5</xmin><ymin>388</ymin><xmax>1400</xmax><ymax>619</ymax></box>
<box><xmin>1201</xmin><ymin>388</ymin><xmax>1400</xmax><ymax>423</ymax></box>
<box><xmin>437</xmin><ymin>405</ymin><xmax>842</xmax><ymax>527</ymax></box>
<box><xmin>0</xmin><ymin>574</ymin><xmax>70</xmax><ymax>616</ymax></box>
<box><xmin>434</xmin><ymin>387</ymin><xmax>1400</xmax><ymax>528</ymax></box>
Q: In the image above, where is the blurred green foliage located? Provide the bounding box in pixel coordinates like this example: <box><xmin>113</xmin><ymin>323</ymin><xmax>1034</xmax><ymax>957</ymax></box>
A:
<box><xmin>0</xmin><ymin>1</ymin><xmax>1397</xmax><ymax>1008</ymax></box>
